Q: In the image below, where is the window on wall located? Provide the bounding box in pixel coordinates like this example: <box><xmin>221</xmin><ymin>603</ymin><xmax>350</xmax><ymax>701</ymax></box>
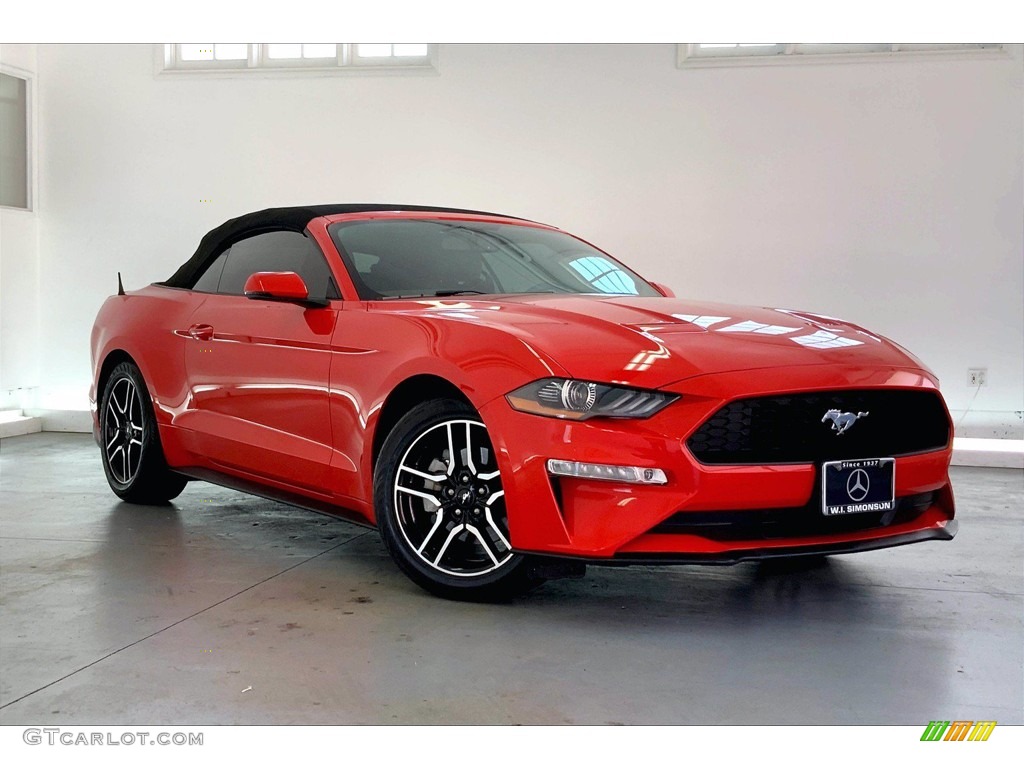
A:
<box><xmin>678</xmin><ymin>43</ymin><xmax>1004</xmax><ymax>67</ymax></box>
<box><xmin>163</xmin><ymin>44</ymin><xmax>435</xmax><ymax>72</ymax></box>
<box><xmin>355</xmin><ymin>44</ymin><xmax>429</xmax><ymax>59</ymax></box>
<box><xmin>0</xmin><ymin>71</ymin><xmax>29</xmax><ymax>209</ymax></box>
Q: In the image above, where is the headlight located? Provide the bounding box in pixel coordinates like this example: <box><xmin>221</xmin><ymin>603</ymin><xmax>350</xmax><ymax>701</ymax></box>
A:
<box><xmin>506</xmin><ymin>378</ymin><xmax>677</xmax><ymax>421</ymax></box>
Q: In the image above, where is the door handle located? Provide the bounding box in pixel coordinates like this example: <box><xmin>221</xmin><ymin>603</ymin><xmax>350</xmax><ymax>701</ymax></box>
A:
<box><xmin>188</xmin><ymin>324</ymin><xmax>214</xmax><ymax>341</ymax></box>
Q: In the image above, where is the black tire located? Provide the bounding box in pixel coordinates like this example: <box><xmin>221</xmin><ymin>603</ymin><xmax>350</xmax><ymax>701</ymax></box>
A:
<box><xmin>374</xmin><ymin>398</ymin><xmax>542</xmax><ymax>601</ymax></box>
<box><xmin>99</xmin><ymin>361</ymin><xmax>187</xmax><ymax>504</ymax></box>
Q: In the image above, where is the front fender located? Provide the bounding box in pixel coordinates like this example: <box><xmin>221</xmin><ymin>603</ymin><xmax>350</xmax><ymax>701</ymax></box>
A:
<box><xmin>327</xmin><ymin>307</ymin><xmax>571</xmax><ymax>507</ymax></box>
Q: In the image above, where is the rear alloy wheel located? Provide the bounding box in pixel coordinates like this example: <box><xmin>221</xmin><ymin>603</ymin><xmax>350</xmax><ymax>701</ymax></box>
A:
<box><xmin>375</xmin><ymin>399</ymin><xmax>541</xmax><ymax>600</ymax></box>
<box><xmin>100</xmin><ymin>361</ymin><xmax>187</xmax><ymax>504</ymax></box>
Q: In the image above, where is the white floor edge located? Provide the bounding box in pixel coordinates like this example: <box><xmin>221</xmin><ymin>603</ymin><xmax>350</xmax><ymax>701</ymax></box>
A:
<box><xmin>951</xmin><ymin>437</ymin><xmax>1024</xmax><ymax>469</ymax></box>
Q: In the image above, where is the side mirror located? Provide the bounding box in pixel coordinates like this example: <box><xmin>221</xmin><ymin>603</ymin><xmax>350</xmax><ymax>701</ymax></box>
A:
<box><xmin>651</xmin><ymin>282</ymin><xmax>675</xmax><ymax>298</ymax></box>
<box><xmin>243</xmin><ymin>272</ymin><xmax>328</xmax><ymax>308</ymax></box>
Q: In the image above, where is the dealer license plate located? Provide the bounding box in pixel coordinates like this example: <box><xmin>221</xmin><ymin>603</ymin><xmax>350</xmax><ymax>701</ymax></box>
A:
<box><xmin>821</xmin><ymin>458</ymin><xmax>896</xmax><ymax>516</ymax></box>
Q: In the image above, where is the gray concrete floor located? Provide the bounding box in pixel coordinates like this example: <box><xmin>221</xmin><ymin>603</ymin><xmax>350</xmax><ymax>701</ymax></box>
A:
<box><xmin>0</xmin><ymin>432</ymin><xmax>1021</xmax><ymax>725</ymax></box>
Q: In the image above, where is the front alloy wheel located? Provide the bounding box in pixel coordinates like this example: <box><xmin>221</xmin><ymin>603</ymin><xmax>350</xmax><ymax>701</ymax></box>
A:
<box><xmin>375</xmin><ymin>399</ymin><xmax>540</xmax><ymax>600</ymax></box>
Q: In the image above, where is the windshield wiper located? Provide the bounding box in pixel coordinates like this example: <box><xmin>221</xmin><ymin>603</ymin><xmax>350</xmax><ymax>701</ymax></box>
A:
<box><xmin>377</xmin><ymin>290</ymin><xmax>488</xmax><ymax>300</ymax></box>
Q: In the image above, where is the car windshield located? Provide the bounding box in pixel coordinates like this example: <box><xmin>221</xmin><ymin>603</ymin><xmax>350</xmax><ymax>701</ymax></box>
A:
<box><xmin>328</xmin><ymin>219</ymin><xmax>661</xmax><ymax>299</ymax></box>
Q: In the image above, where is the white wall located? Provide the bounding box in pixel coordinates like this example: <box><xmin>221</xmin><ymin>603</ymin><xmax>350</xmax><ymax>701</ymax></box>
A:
<box><xmin>19</xmin><ymin>44</ymin><xmax>1024</xmax><ymax>434</ymax></box>
<box><xmin>0</xmin><ymin>43</ymin><xmax>39</xmax><ymax>410</ymax></box>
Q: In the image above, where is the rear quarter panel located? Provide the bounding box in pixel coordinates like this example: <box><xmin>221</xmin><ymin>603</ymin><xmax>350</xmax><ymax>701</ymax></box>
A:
<box><xmin>91</xmin><ymin>285</ymin><xmax>205</xmax><ymax>463</ymax></box>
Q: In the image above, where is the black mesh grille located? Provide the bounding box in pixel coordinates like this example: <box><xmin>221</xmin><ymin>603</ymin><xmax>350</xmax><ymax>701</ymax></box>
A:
<box><xmin>651</xmin><ymin>492</ymin><xmax>935</xmax><ymax>541</ymax></box>
<box><xmin>686</xmin><ymin>389</ymin><xmax>949</xmax><ymax>465</ymax></box>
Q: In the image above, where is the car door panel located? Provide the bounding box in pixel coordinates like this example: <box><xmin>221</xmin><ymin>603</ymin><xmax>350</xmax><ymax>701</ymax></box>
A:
<box><xmin>180</xmin><ymin>295</ymin><xmax>336</xmax><ymax>492</ymax></box>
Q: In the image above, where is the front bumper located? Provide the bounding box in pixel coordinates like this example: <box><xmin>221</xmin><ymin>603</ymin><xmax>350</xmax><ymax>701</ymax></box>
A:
<box><xmin>586</xmin><ymin>519</ymin><xmax>958</xmax><ymax>565</ymax></box>
<box><xmin>479</xmin><ymin>365</ymin><xmax>956</xmax><ymax>561</ymax></box>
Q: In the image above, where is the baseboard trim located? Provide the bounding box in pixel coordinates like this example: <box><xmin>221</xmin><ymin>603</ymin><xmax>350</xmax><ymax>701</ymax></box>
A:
<box><xmin>23</xmin><ymin>409</ymin><xmax>93</xmax><ymax>433</ymax></box>
<box><xmin>950</xmin><ymin>438</ymin><xmax>1024</xmax><ymax>470</ymax></box>
<box><xmin>0</xmin><ymin>413</ymin><xmax>43</xmax><ymax>439</ymax></box>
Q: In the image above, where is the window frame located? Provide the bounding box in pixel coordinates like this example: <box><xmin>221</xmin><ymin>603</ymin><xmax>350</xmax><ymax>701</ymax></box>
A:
<box><xmin>0</xmin><ymin>64</ymin><xmax>33</xmax><ymax>212</ymax></box>
<box><xmin>677</xmin><ymin>43</ymin><xmax>1007</xmax><ymax>69</ymax></box>
<box><xmin>188</xmin><ymin>230</ymin><xmax>341</xmax><ymax>301</ymax></box>
<box><xmin>158</xmin><ymin>44</ymin><xmax>437</xmax><ymax>76</ymax></box>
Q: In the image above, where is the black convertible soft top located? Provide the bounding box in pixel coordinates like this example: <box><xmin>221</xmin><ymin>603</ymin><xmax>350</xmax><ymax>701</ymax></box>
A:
<box><xmin>164</xmin><ymin>203</ymin><xmax>521</xmax><ymax>288</ymax></box>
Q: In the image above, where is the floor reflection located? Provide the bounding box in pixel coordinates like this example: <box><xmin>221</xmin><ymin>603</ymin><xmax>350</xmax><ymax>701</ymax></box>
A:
<box><xmin>95</xmin><ymin>502</ymin><xmax>189</xmax><ymax>643</ymax></box>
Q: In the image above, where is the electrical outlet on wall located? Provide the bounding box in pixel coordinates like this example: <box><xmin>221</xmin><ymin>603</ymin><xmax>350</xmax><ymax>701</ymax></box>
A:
<box><xmin>967</xmin><ymin>368</ymin><xmax>988</xmax><ymax>387</ymax></box>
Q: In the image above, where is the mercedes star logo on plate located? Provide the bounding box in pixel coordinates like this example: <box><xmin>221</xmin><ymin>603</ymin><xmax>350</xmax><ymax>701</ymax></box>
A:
<box><xmin>846</xmin><ymin>469</ymin><xmax>871</xmax><ymax>501</ymax></box>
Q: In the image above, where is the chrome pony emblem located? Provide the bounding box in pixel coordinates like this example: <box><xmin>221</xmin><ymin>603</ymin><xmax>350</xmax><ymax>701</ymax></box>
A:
<box><xmin>822</xmin><ymin>409</ymin><xmax>869</xmax><ymax>436</ymax></box>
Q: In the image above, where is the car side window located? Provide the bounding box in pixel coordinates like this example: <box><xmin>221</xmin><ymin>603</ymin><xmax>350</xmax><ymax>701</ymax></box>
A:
<box><xmin>191</xmin><ymin>249</ymin><xmax>230</xmax><ymax>293</ymax></box>
<box><xmin>208</xmin><ymin>231</ymin><xmax>340</xmax><ymax>299</ymax></box>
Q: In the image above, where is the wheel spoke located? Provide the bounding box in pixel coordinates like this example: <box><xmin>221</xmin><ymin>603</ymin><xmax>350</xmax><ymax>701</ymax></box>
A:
<box><xmin>125</xmin><ymin>443</ymin><xmax>136</xmax><ymax>482</ymax></box>
<box><xmin>483</xmin><ymin>509</ymin><xmax>511</xmax><ymax>551</ymax></box>
<box><xmin>465</xmin><ymin>524</ymin><xmax>499</xmax><ymax>566</ymax></box>
<box><xmin>477</xmin><ymin>469</ymin><xmax>500</xmax><ymax>481</ymax></box>
<box><xmin>486</xmin><ymin>490</ymin><xmax>504</xmax><ymax>506</ymax></box>
<box><xmin>126</xmin><ymin>383</ymin><xmax>136</xmax><ymax>423</ymax></box>
<box><xmin>396</xmin><ymin>485</ymin><xmax>441</xmax><ymax>507</ymax></box>
<box><xmin>464</xmin><ymin>423</ymin><xmax>477</xmax><ymax>475</ymax></box>
<box><xmin>113</xmin><ymin>386</ymin><xmax>128</xmax><ymax>415</ymax></box>
<box><xmin>445</xmin><ymin>423</ymin><xmax>455</xmax><ymax>476</ymax></box>
<box><xmin>120</xmin><ymin>444</ymin><xmax>128</xmax><ymax>482</ymax></box>
<box><xmin>416</xmin><ymin>510</ymin><xmax>445</xmax><ymax>554</ymax></box>
<box><xmin>106</xmin><ymin>432</ymin><xmax>121</xmax><ymax>451</ymax></box>
<box><xmin>432</xmin><ymin>523</ymin><xmax>465</xmax><ymax>566</ymax></box>
<box><xmin>399</xmin><ymin>464</ymin><xmax>448</xmax><ymax>483</ymax></box>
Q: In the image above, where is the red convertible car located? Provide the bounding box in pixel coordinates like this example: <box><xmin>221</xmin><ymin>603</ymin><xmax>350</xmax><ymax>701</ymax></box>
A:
<box><xmin>90</xmin><ymin>204</ymin><xmax>956</xmax><ymax>599</ymax></box>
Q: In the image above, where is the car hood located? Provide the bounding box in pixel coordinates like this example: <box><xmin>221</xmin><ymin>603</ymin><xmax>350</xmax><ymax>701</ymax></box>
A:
<box><xmin>386</xmin><ymin>294</ymin><xmax>930</xmax><ymax>389</ymax></box>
